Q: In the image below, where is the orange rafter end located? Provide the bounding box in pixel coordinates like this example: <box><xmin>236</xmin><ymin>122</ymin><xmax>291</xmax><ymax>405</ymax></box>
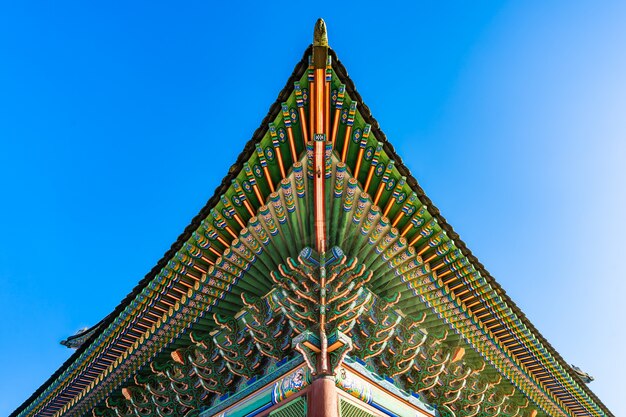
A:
<box><xmin>243</xmin><ymin>200</ymin><xmax>255</xmax><ymax>217</ymax></box>
<box><xmin>233</xmin><ymin>214</ymin><xmax>245</xmax><ymax>229</ymax></box>
<box><xmin>253</xmin><ymin>185</ymin><xmax>264</xmax><ymax>205</ymax></box>
<box><xmin>225</xmin><ymin>227</ymin><xmax>237</xmax><ymax>239</ymax></box>
<box><xmin>373</xmin><ymin>184</ymin><xmax>385</xmax><ymax>207</ymax></box>
<box><xmin>451</xmin><ymin>347</ymin><xmax>466</xmax><ymax>363</ymax></box>
<box><xmin>331</xmin><ymin>109</ymin><xmax>340</xmax><ymax>144</ymax></box>
<box><xmin>423</xmin><ymin>253</ymin><xmax>438</xmax><ymax>264</ymax></box>
<box><xmin>417</xmin><ymin>245</ymin><xmax>429</xmax><ymax>257</ymax></box>
<box><xmin>354</xmin><ymin>148</ymin><xmax>365</xmax><ymax>181</ymax></box>
<box><xmin>263</xmin><ymin>167</ymin><xmax>275</xmax><ymax>193</ymax></box>
<box><xmin>409</xmin><ymin>233</ymin><xmax>423</xmax><ymax>248</ymax></box>
<box><xmin>341</xmin><ymin>126</ymin><xmax>352</xmax><ymax>163</ymax></box>
<box><xmin>299</xmin><ymin>107</ymin><xmax>309</xmax><ymax>143</ymax></box>
<box><xmin>171</xmin><ymin>349</ymin><xmax>185</xmax><ymax>365</ymax></box>
<box><xmin>121</xmin><ymin>388</ymin><xmax>132</xmax><ymax>400</ymax></box>
<box><xmin>275</xmin><ymin>148</ymin><xmax>286</xmax><ymax>179</ymax></box>
<box><xmin>287</xmin><ymin>129</ymin><xmax>297</xmax><ymax>163</ymax></box>
<box><xmin>217</xmin><ymin>236</ymin><xmax>229</xmax><ymax>247</ymax></box>
<box><xmin>364</xmin><ymin>167</ymin><xmax>375</xmax><ymax>193</ymax></box>
<box><xmin>392</xmin><ymin>211</ymin><xmax>404</xmax><ymax>228</ymax></box>
<box><xmin>383</xmin><ymin>197</ymin><xmax>395</xmax><ymax>218</ymax></box>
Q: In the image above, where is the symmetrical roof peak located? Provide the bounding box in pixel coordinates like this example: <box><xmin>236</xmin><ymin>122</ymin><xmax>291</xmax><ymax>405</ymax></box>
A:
<box><xmin>11</xmin><ymin>20</ymin><xmax>613</xmax><ymax>417</ymax></box>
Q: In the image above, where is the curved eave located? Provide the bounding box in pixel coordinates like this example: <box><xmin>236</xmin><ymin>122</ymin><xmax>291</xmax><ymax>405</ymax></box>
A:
<box><xmin>328</xmin><ymin>49</ymin><xmax>613</xmax><ymax>417</ymax></box>
<box><xmin>60</xmin><ymin>322</ymin><xmax>105</xmax><ymax>349</ymax></box>
<box><xmin>11</xmin><ymin>44</ymin><xmax>613</xmax><ymax>417</ymax></box>
<box><xmin>9</xmin><ymin>46</ymin><xmax>313</xmax><ymax>417</ymax></box>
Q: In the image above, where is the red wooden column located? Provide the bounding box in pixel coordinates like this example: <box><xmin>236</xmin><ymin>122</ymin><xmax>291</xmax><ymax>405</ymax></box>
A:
<box><xmin>307</xmin><ymin>377</ymin><xmax>339</xmax><ymax>417</ymax></box>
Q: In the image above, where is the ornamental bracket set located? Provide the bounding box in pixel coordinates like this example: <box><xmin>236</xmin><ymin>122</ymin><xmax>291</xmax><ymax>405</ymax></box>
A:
<box><xmin>12</xmin><ymin>17</ymin><xmax>614</xmax><ymax>417</ymax></box>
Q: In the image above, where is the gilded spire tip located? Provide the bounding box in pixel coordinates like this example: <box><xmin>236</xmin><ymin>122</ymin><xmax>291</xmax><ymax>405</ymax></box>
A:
<box><xmin>313</xmin><ymin>18</ymin><xmax>328</xmax><ymax>47</ymax></box>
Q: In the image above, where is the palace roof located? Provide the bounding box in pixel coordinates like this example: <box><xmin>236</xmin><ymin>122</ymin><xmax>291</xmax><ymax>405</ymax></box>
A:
<box><xmin>12</xmin><ymin>21</ymin><xmax>613</xmax><ymax>417</ymax></box>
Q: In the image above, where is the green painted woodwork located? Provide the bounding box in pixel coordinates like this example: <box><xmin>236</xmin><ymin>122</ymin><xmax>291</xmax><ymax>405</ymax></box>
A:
<box><xmin>220</xmin><ymin>388</ymin><xmax>271</xmax><ymax>417</ymax></box>
<box><xmin>73</xmin><ymin>148</ymin><xmax>557</xmax><ymax>417</ymax></box>
<box><xmin>80</xmin><ymin>153</ymin><xmax>560</xmax><ymax>417</ymax></box>
<box><xmin>17</xmin><ymin>33</ymin><xmax>611</xmax><ymax>417</ymax></box>
<box><xmin>199</xmin><ymin>359</ymin><xmax>308</xmax><ymax>417</ymax></box>
<box><xmin>270</xmin><ymin>397</ymin><xmax>307</xmax><ymax>417</ymax></box>
<box><xmin>339</xmin><ymin>400</ymin><xmax>375</xmax><ymax>417</ymax></box>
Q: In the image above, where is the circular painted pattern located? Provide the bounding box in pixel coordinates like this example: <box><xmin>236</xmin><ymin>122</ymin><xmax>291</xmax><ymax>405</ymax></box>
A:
<box><xmin>341</xmin><ymin>108</ymin><xmax>348</xmax><ymax>124</ymax></box>
<box><xmin>375</xmin><ymin>163</ymin><xmax>385</xmax><ymax>177</ymax></box>
<box><xmin>232</xmin><ymin>195</ymin><xmax>242</xmax><ymax>207</ymax></box>
<box><xmin>253</xmin><ymin>164</ymin><xmax>263</xmax><ymax>178</ymax></box>
<box><xmin>352</xmin><ymin>128</ymin><xmax>362</xmax><ymax>144</ymax></box>
<box><xmin>290</xmin><ymin>108</ymin><xmax>298</xmax><ymax>124</ymax></box>
<box><xmin>278</xmin><ymin>128</ymin><xmax>287</xmax><ymax>143</ymax></box>
<box><xmin>264</xmin><ymin>147</ymin><xmax>275</xmax><ymax>161</ymax></box>
<box><xmin>302</xmin><ymin>88</ymin><xmax>309</xmax><ymax>105</ymax></box>
<box><xmin>386</xmin><ymin>178</ymin><xmax>396</xmax><ymax>190</ymax></box>
<box><xmin>364</xmin><ymin>146</ymin><xmax>374</xmax><ymax>161</ymax></box>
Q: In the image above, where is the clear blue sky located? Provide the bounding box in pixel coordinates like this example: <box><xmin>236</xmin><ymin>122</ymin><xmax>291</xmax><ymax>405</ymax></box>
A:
<box><xmin>1</xmin><ymin>1</ymin><xmax>624</xmax><ymax>415</ymax></box>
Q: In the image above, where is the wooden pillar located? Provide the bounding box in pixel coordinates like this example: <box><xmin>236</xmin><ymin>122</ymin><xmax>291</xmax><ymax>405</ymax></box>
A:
<box><xmin>307</xmin><ymin>377</ymin><xmax>339</xmax><ymax>417</ymax></box>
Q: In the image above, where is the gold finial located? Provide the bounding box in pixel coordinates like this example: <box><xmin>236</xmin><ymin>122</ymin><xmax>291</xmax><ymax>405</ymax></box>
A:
<box><xmin>313</xmin><ymin>18</ymin><xmax>329</xmax><ymax>68</ymax></box>
<box><xmin>313</xmin><ymin>18</ymin><xmax>328</xmax><ymax>47</ymax></box>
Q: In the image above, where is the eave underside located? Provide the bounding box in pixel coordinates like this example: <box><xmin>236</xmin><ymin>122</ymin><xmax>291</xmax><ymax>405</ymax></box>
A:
<box><xmin>11</xmin><ymin>46</ymin><xmax>613</xmax><ymax>417</ymax></box>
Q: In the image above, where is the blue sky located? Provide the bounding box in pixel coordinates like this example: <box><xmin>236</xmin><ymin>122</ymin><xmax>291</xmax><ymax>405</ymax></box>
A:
<box><xmin>1</xmin><ymin>1</ymin><xmax>624</xmax><ymax>415</ymax></box>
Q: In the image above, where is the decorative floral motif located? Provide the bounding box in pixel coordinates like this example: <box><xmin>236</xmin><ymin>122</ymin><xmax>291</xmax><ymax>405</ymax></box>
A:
<box><xmin>253</xmin><ymin>164</ymin><xmax>263</xmax><ymax>178</ymax></box>
<box><xmin>341</xmin><ymin>108</ymin><xmax>349</xmax><ymax>124</ymax></box>
<box><xmin>290</xmin><ymin>108</ymin><xmax>298</xmax><ymax>124</ymax></box>
<box><xmin>272</xmin><ymin>367</ymin><xmax>311</xmax><ymax>404</ymax></box>
<box><xmin>278</xmin><ymin>128</ymin><xmax>287</xmax><ymax>143</ymax></box>
<box><xmin>375</xmin><ymin>163</ymin><xmax>385</xmax><ymax>177</ymax></box>
<box><xmin>352</xmin><ymin>128</ymin><xmax>362</xmax><ymax>144</ymax></box>
<box><xmin>335</xmin><ymin>367</ymin><xmax>372</xmax><ymax>404</ymax></box>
